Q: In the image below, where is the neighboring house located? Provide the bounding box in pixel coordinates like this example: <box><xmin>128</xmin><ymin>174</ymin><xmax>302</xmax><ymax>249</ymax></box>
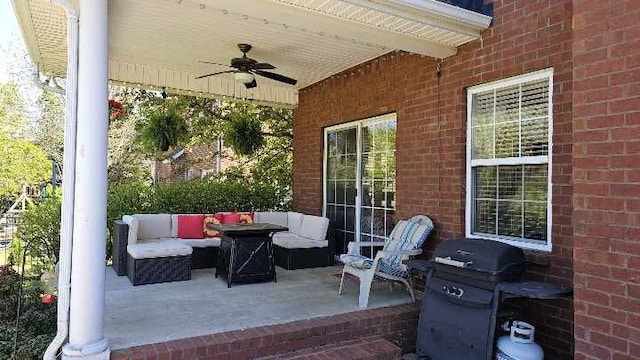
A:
<box><xmin>152</xmin><ymin>139</ymin><xmax>234</xmax><ymax>182</ymax></box>
<box><xmin>11</xmin><ymin>0</ymin><xmax>639</xmax><ymax>359</ymax></box>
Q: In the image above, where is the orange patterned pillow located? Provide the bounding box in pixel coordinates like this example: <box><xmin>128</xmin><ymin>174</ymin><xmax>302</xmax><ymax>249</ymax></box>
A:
<box><xmin>203</xmin><ymin>216</ymin><xmax>221</xmax><ymax>237</ymax></box>
<box><xmin>239</xmin><ymin>212</ymin><xmax>254</xmax><ymax>224</ymax></box>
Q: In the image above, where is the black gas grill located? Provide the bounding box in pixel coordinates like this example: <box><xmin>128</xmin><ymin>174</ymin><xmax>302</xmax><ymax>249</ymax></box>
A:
<box><xmin>410</xmin><ymin>239</ymin><xmax>572</xmax><ymax>360</ymax></box>
<box><xmin>414</xmin><ymin>239</ymin><xmax>527</xmax><ymax>360</ymax></box>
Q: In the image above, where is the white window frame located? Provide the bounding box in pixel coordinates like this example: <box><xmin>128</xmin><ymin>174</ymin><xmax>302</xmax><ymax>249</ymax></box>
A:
<box><xmin>322</xmin><ymin>113</ymin><xmax>397</xmax><ymax>246</ymax></box>
<box><xmin>465</xmin><ymin>68</ymin><xmax>554</xmax><ymax>252</ymax></box>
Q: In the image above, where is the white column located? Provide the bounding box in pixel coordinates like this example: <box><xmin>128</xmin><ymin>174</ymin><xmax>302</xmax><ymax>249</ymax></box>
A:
<box><xmin>62</xmin><ymin>0</ymin><xmax>110</xmax><ymax>358</ymax></box>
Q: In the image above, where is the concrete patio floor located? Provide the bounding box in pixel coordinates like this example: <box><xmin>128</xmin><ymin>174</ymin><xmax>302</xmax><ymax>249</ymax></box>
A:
<box><xmin>104</xmin><ymin>265</ymin><xmax>414</xmax><ymax>350</ymax></box>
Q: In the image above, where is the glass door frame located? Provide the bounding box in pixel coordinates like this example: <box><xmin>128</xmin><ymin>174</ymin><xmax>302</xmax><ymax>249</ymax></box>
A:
<box><xmin>322</xmin><ymin>113</ymin><xmax>397</xmax><ymax>254</ymax></box>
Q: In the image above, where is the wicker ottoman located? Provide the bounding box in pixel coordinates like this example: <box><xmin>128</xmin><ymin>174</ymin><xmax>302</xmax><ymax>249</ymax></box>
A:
<box><xmin>127</xmin><ymin>241</ymin><xmax>193</xmax><ymax>286</ymax></box>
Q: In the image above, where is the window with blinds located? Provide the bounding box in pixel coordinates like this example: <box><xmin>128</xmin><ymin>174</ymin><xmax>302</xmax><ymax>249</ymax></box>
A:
<box><xmin>466</xmin><ymin>69</ymin><xmax>553</xmax><ymax>251</ymax></box>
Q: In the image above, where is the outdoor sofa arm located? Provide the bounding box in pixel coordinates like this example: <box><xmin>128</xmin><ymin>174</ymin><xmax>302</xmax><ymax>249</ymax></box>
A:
<box><xmin>111</xmin><ymin>220</ymin><xmax>129</xmax><ymax>276</ymax></box>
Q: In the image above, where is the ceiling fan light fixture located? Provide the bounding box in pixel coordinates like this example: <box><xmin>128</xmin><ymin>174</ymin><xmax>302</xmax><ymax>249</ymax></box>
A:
<box><xmin>233</xmin><ymin>72</ymin><xmax>255</xmax><ymax>84</ymax></box>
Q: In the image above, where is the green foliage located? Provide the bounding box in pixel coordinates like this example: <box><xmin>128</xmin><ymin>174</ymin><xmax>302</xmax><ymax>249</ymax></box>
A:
<box><xmin>0</xmin><ymin>135</ymin><xmax>50</xmax><ymax>196</ymax></box>
<box><xmin>0</xmin><ymin>84</ymin><xmax>25</xmax><ymax>138</ymax></box>
<box><xmin>108</xmin><ymin>113</ymin><xmax>149</xmax><ymax>184</ymax></box>
<box><xmin>12</xmin><ymin>193</ymin><xmax>61</xmax><ymax>275</ymax></box>
<box><xmin>137</xmin><ymin>109</ymin><xmax>189</xmax><ymax>152</ymax></box>
<box><xmin>225</xmin><ymin>113</ymin><xmax>265</xmax><ymax>156</ymax></box>
<box><xmin>34</xmin><ymin>91</ymin><xmax>65</xmax><ymax>166</ymax></box>
<box><xmin>107</xmin><ymin>179</ymin><xmax>286</xmax><ymax>223</ymax></box>
<box><xmin>189</xmin><ymin>101</ymin><xmax>293</xmax><ymax>203</ymax></box>
<box><xmin>0</xmin><ymin>266</ymin><xmax>56</xmax><ymax>360</ymax></box>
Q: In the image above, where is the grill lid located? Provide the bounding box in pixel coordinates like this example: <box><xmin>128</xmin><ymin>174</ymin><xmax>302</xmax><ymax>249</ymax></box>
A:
<box><xmin>433</xmin><ymin>238</ymin><xmax>526</xmax><ymax>275</ymax></box>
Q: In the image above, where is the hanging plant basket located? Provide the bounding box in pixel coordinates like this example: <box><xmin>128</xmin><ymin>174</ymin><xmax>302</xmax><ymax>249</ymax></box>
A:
<box><xmin>139</xmin><ymin>110</ymin><xmax>189</xmax><ymax>152</ymax></box>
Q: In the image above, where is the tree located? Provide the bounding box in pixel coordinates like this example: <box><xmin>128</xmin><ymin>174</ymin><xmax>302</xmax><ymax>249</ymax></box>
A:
<box><xmin>0</xmin><ymin>134</ymin><xmax>50</xmax><ymax>195</ymax></box>
<box><xmin>0</xmin><ymin>83</ymin><xmax>25</xmax><ymax>138</ymax></box>
<box><xmin>34</xmin><ymin>90</ymin><xmax>65</xmax><ymax>165</ymax></box>
<box><xmin>187</xmin><ymin>100</ymin><xmax>293</xmax><ymax>203</ymax></box>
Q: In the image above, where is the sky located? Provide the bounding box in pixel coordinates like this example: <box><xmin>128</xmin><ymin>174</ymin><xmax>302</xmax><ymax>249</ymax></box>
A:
<box><xmin>0</xmin><ymin>0</ymin><xmax>25</xmax><ymax>83</ymax></box>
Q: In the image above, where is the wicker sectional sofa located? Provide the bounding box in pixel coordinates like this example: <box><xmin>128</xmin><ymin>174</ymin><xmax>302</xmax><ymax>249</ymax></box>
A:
<box><xmin>255</xmin><ymin>212</ymin><xmax>333</xmax><ymax>270</ymax></box>
<box><xmin>111</xmin><ymin>211</ymin><xmax>333</xmax><ymax>285</ymax></box>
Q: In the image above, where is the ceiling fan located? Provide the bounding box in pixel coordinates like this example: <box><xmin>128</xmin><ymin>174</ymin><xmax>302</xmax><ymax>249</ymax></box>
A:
<box><xmin>196</xmin><ymin>44</ymin><xmax>297</xmax><ymax>89</ymax></box>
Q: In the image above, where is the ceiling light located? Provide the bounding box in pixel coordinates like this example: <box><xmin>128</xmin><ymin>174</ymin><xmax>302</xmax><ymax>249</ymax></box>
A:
<box><xmin>233</xmin><ymin>72</ymin><xmax>255</xmax><ymax>84</ymax></box>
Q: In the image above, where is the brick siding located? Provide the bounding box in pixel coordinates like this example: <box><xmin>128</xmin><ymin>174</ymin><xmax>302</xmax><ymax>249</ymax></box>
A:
<box><xmin>293</xmin><ymin>0</ymin><xmax>574</xmax><ymax>358</ymax></box>
<box><xmin>573</xmin><ymin>1</ymin><xmax>640</xmax><ymax>359</ymax></box>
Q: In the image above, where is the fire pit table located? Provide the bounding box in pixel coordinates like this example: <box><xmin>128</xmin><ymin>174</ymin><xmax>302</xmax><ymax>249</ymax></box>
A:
<box><xmin>214</xmin><ymin>223</ymin><xmax>288</xmax><ymax>288</ymax></box>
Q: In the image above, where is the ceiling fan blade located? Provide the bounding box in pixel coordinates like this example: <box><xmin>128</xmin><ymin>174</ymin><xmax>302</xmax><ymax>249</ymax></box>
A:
<box><xmin>244</xmin><ymin>79</ymin><xmax>257</xmax><ymax>89</ymax></box>
<box><xmin>254</xmin><ymin>70</ymin><xmax>297</xmax><ymax>85</ymax></box>
<box><xmin>195</xmin><ymin>70</ymin><xmax>236</xmax><ymax>79</ymax></box>
<box><xmin>198</xmin><ymin>61</ymin><xmax>231</xmax><ymax>67</ymax></box>
<box><xmin>251</xmin><ymin>62</ymin><xmax>276</xmax><ymax>70</ymax></box>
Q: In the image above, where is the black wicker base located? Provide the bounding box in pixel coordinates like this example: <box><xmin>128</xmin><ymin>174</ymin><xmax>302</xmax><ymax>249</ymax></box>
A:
<box><xmin>112</xmin><ymin>220</ymin><xmax>129</xmax><ymax>276</ymax></box>
<box><xmin>192</xmin><ymin>247</ymin><xmax>218</xmax><ymax>269</ymax></box>
<box><xmin>274</xmin><ymin>245</ymin><xmax>332</xmax><ymax>270</ymax></box>
<box><xmin>127</xmin><ymin>254</ymin><xmax>192</xmax><ymax>286</ymax></box>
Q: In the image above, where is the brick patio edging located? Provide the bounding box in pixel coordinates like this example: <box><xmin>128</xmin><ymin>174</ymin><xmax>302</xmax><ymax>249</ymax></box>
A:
<box><xmin>110</xmin><ymin>303</ymin><xmax>420</xmax><ymax>360</ymax></box>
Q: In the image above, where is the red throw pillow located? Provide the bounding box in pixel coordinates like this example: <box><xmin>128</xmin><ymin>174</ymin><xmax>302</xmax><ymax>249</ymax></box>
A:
<box><xmin>239</xmin><ymin>212</ymin><xmax>254</xmax><ymax>224</ymax></box>
<box><xmin>214</xmin><ymin>212</ymin><xmax>225</xmax><ymax>223</ymax></box>
<box><xmin>177</xmin><ymin>215</ymin><xmax>205</xmax><ymax>239</ymax></box>
<box><xmin>203</xmin><ymin>215</ymin><xmax>221</xmax><ymax>237</ymax></box>
<box><xmin>224</xmin><ymin>212</ymin><xmax>241</xmax><ymax>224</ymax></box>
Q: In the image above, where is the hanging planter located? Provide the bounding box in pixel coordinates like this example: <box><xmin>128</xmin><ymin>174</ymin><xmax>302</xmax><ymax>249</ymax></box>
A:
<box><xmin>138</xmin><ymin>109</ymin><xmax>189</xmax><ymax>152</ymax></box>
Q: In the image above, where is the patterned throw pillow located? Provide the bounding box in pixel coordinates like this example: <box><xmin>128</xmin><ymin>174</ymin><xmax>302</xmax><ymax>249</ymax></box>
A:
<box><xmin>239</xmin><ymin>212</ymin><xmax>254</xmax><ymax>224</ymax></box>
<box><xmin>203</xmin><ymin>215</ymin><xmax>221</xmax><ymax>237</ymax></box>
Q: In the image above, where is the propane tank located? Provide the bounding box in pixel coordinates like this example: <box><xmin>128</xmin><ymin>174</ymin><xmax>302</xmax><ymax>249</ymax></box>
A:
<box><xmin>496</xmin><ymin>321</ymin><xmax>544</xmax><ymax>360</ymax></box>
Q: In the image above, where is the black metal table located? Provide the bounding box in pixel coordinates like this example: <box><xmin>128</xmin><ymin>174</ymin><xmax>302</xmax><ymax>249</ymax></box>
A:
<box><xmin>214</xmin><ymin>223</ymin><xmax>287</xmax><ymax>288</ymax></box>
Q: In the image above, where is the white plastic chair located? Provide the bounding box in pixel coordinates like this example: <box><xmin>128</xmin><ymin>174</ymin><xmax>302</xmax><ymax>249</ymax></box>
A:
<box><xmin>338</xmin><ymin>215</ymin><xmax>434</xmax><ymax>308</ymax></box>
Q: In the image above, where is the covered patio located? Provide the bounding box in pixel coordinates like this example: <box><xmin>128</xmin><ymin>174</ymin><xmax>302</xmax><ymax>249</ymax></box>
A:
<box><xmin>12</xmin><ymin>1</ymin><xmax>492</xmax><ymax>358</ymax></box>
<box><xmin>104</xmin><ymin>266</ymin><xmax>413</xmax><ymax>351</ymax></box>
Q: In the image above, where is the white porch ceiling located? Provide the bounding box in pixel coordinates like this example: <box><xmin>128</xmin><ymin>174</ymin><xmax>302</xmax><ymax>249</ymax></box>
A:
<box><xmin>12</xmin><ymin>0</ymin><xmax>491</xmax><ymax>107</ymax></box>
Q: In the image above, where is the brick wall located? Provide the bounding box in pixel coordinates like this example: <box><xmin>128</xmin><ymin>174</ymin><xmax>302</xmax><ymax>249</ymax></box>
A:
<box><xmin>573</xmin><ymin>1</ymin><xmax>640</xmax><ymax>359</ymax></box>
<box><xmin>293</xmin><ymin>0</ymin><xmax>574</xmax><ymax>358</ymax></box>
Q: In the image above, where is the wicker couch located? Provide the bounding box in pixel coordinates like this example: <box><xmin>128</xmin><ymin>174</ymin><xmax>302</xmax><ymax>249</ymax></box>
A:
<box><xmin>254</xmin><ymin>212</ymin><xmax>333</xmax><ymax>270</ymax></box>
<box><xmin>112</xmin><ymin>212</ymin><xmax>334</xmax><ymax>285</ymax></box>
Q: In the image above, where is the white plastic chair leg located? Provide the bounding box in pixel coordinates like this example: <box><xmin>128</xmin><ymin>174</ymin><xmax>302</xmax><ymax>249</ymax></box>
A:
<box><xmin>338</xmin><ymin>270</ymin><xmax>346</xmax><ymax>296</ymax></box>
<box><xmin>358</xmin><ymin>273</ymin><xmax>374</xmax><ymax>308</ymax></box>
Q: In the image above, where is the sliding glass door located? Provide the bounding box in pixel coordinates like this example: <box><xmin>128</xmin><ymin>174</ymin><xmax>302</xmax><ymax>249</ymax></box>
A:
<box><xmin>323</xmin><ymin>114</ymin><xmax>397</xmax><ymax>256</ymax></box>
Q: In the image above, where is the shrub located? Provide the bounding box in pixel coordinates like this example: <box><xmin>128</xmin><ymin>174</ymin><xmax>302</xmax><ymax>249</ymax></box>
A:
<box><xmin>12</xmin><ymin>193</ymin><xmax>61</xmax><ymax>275</ymax></box>
<box><xmin>0</xmin><ymin>266</ymin><xmax>56</xmax><ymax>360</ymax></box>
<box><xmin>107</xmin><ymin>178</ymin><xmax>287</xmax><ymax>222</ymax></box>
<box><xmin>12</xmin><ymin>178</ymin><xmax>288</xmax><ymax>267</ymax></box>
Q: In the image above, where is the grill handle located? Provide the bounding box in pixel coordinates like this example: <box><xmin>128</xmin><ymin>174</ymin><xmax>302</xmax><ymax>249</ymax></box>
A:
<box><xmin>434</xmin><ymin>256</ymin><xmax>472</xmax><ymax>269</ymax></box>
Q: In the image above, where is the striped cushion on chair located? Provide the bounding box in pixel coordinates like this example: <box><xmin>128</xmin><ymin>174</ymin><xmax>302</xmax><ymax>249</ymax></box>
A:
<box><xmin>382</xmin><ymin>220</ymin><xmax>433</xmax><ymax>270</ymax></box>
<box><xmin>378</xmin><ymin>260</ymin><xmax>408</xmax><ymax>278</ymax></box>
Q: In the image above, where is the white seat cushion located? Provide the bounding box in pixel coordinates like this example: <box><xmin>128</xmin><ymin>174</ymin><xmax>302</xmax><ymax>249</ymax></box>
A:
<box><xmin>127</xmin><ymin>240</ymin><xmax>192</xmax><ymax>259</ymax></box>
<box><xmin>287</xmin><ymin>212</ymin><xmax>304</xmax><ymax>235</ymax></box>
<box><xmin>255</xmin><ymin>212</ymin><xmax>288</xmax><ymax>227</ymax></box>
<box><xmin>176</xmin><ymin>237</ymin><xmax>221</xmax><ymax>248</ymax></box>
<box><xmin>132</xmin><ymin>214</ymin><xmax>172</xmax><ymax>240</ymax></box>
<box><xmin>299</xmin><ymin>215</ymin><xmax>329</xmax><ymax>241</ymax></box>
<box><xmin>272</xmin><ymin>232</ymin><xmax>328</xmax><ymax>249</ymax></box>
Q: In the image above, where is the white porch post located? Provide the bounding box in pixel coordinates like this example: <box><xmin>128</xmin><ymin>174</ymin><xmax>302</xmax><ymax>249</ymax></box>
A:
<box><xmin>62</xmin><ymin>0</ymin><xmax>110</xmax><ymax>358</ymax></box>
